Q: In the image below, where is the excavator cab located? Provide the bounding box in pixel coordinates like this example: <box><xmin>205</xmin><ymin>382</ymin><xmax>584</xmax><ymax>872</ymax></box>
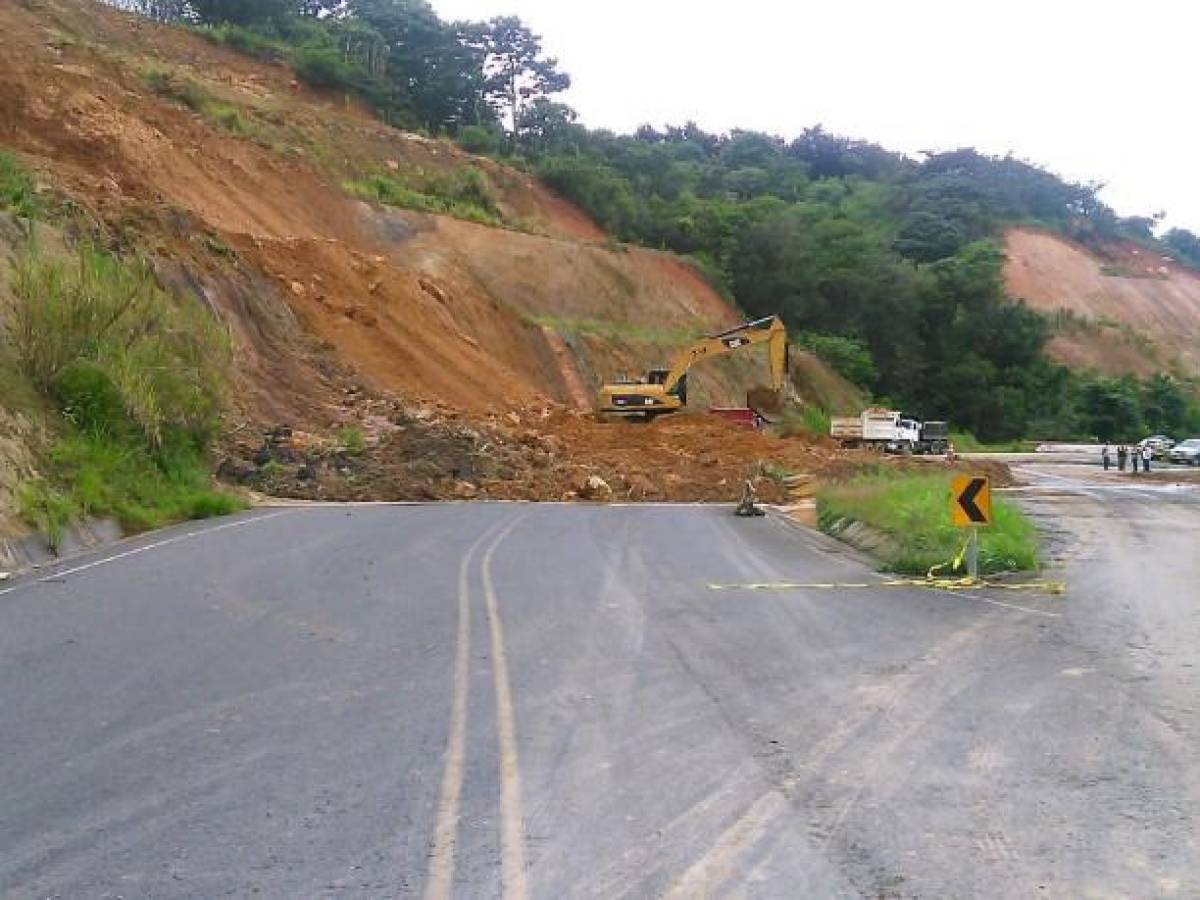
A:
<box><xmin>646</xmin><ymin>369</ymin><xmax>686</xmax><ymax>403</ymax></box>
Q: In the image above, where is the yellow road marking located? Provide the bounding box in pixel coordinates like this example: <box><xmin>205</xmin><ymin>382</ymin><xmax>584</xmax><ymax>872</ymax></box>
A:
<box><xmin>424</xmin><ymin>519</ymin><xmax>510</xmax><ymax>900</ymax></box>
<box><xmin>708</xmin><ymin>579</ymin><xmax>1065</xmax><ymax>595</ymax></box>
<box><xmin>482</xmin><ymin>517</ymin><xmax>530</xmax><ymax>900</ymax></box>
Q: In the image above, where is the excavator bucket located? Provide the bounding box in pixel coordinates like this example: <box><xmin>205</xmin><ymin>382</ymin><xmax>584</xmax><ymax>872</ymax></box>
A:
<box><xmin>747</xmin><ymin>385</ymin><xmax>783</xmax><ymax>417</ymax></box>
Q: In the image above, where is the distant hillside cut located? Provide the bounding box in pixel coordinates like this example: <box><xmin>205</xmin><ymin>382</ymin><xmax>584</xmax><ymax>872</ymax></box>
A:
<box><xmin>1005</xmin><ymin>229</ymin><xmax>1200</xmax><ymax>379</ymax></box>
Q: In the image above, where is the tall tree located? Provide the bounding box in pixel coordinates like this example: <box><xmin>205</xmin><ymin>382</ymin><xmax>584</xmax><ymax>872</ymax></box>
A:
<box><xmin>468</xmin><ymin>16</ymin><xmax>570</xmax><ymax>136</ymax></box>
<box><xmin>350</xmin><ymin>0</ymin><xmax>486</xmax><ymax>130</ymax></box>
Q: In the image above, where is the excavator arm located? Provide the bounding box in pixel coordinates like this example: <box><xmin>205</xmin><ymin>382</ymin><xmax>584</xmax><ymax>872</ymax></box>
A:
<box><xmin>598</xmin><ymin>315</ymin><xmax>788</xmax><ymax>416</ymax></box>
<box><xmin>659</xmin><ymin>316</ymin><xmax>787</xmax><ymax>395</ymax></box>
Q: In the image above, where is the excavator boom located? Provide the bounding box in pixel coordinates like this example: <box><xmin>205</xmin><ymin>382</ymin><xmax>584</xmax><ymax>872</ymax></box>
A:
<box><xmin>598</xmin><ymin>315</ymin><xmax>787</xmax><ymax>416</ymax></box>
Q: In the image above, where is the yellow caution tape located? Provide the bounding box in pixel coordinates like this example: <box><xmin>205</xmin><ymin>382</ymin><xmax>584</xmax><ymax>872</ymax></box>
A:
<box><xmin>709</xmin><ymin>527</ymin><xmax>1068</xmax><ymax>596</ymax></box>
<box><xmin>707</xmin><ymin>577</ymin><xmax>1066</xmax><ymax>596</ymax></box>
<box><xmin>926</xmin><ymin>533</ymin><xmax>972</xmax><ymax>581</ymax></box>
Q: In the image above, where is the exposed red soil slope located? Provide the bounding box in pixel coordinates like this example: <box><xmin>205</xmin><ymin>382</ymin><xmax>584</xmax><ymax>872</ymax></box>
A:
<box><xmin>0</xmin><ymin>0</ymin><xmax>870</xmax><ymax>513</ymax></box>
<box><xmin>1004</xmin><ymin>228</ymin><xmax>1200</xmax><ymax>376</ymax></box>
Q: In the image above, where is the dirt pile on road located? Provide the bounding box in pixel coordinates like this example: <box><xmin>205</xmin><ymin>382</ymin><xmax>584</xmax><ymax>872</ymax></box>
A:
<box><xmin>221</xmin><ymin>407</ymin><xmax>870</xmax><ymax>505</ymax></box>
<box><xmin>1004</xmin><ymin>228</ymin><xmax>1200</xmax><ymax>377</ymax></box>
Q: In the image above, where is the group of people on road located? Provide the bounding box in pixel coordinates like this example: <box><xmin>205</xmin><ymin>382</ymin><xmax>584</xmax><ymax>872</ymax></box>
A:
<box><xmin>1102</xmin><ymin>443</ymin><xmax>1152</xmax><ymax>473</ymax></box>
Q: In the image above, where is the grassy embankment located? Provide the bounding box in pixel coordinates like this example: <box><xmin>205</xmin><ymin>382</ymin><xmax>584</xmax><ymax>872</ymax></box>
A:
<box><xmin>950</xmin><ymin>430</ymin><xmax>1035</xmax><ymax>453</ymax></box>
<box><xmin>0</xmin><ymin>151</ymin><xmax>244</xmax><ymax>548</ymax></box>
<box><xmin>817</xmin><ymin>470</ymin><xmax>1038</xmax><ymax>575</ymax></box>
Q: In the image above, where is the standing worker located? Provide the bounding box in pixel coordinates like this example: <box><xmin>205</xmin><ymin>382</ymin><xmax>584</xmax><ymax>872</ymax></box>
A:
<box><xmin>1102</xmin><ymin>443</ymin><xmax>1111</xmax><ymax>470</ymax></box>
<box><xmin>1118</xmin><ymin>444</ymin><xmax>1128</xmax><ymax>471</ymax></box>
<box><xmin>1142</xmin><ymin>442</ymin><xmax>1152</xmax><ymax>473</ymax></box>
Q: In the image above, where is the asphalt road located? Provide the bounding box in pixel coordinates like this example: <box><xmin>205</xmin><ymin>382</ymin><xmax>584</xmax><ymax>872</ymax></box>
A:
<box><xmin>1</xmin><ymin>481</ymin><xmax>1197</xmax><ymax>898</ymax></box>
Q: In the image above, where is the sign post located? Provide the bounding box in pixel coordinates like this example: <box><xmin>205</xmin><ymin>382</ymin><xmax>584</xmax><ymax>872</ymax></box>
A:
<box><xmin>965</xmin><ymin>528</ymin><xmax>980</xmax><ymax>580</ymax></box>
<box><xmin>950</xmin><ymin>475</ymin><xmax>992</xmax><ymax>580</ymax></box>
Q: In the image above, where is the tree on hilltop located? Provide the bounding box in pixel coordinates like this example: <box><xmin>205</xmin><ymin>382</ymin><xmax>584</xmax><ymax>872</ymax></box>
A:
<box><xmin>466</xmin><ymin>16</ymin><xmax>570</xmax><ymax>137</ymax></box>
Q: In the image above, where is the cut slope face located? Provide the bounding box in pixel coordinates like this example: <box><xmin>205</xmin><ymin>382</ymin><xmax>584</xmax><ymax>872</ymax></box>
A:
<box><xmin>1004</xmin><ymin>228</ymin><xmax>1200</xmax><ymax>377</ymax></box>
<box><xmin>0</xmin><ymin>0</ymin><xmax>859</xmax><ymax>525</ymax></box>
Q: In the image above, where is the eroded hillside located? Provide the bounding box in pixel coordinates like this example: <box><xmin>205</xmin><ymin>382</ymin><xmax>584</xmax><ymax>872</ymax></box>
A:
<box><xmin>1004</xmin><ymin>228</ymin><xmax>1200</xmax><ymax>378</ymax></box>
<box><xmin>0</xmin><ymin>0</ymin><xmax>860</xmax><ymax>411</ymax></box>
<box><xmin>0</xmin><ymin>0</ymin><xmax>862</xmax><ymax>536</ymax></box>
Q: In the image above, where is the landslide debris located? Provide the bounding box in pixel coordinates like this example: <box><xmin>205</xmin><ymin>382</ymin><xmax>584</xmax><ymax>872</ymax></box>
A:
<box><xmin>220</xmin><ymin>401</ymin><xmax>873</xmax><ymax>505</ymax></box>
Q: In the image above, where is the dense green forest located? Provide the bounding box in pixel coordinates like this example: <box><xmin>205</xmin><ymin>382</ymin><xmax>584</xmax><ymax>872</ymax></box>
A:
<box><xmin>107</xmin><ymin>0</ymin><xmax>1200</xmax><ymax>440</ymax></box>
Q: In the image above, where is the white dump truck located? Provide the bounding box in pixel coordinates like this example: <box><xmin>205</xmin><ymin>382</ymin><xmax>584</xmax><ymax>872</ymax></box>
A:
<box><xmin>831</xmin><ymin>408</ymin><xmax>949</xmax><ymax>454</ymax></box>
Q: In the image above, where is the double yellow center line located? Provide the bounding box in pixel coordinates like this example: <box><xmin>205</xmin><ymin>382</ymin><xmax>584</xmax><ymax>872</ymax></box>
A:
<box><xmin>424</xmin><ymin>515</ymin><xmax>529</xmax><ymax>900</ymax></box>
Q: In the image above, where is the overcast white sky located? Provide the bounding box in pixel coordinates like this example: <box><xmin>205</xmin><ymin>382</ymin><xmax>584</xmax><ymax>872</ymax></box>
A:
<box><xmin>432</xmin><ymin>0</ymin><xmax>1200</xmax><ymax>233</ymax></box>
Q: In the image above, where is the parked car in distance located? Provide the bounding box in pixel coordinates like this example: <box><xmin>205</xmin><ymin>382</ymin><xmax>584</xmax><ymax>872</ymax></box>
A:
<box><xmin>1139</xmin><ymin>435</ymin><xmax>1176</xmax><ymax>459</ymax></box>
<box><xmin>1168</xmin><ymin>438</ymin><xmax>1200</xmax><ymax>466</ymax></box>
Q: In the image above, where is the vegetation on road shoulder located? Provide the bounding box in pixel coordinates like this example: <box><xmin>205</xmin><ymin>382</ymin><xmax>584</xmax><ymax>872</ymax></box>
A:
<box><xmin>817</xmin><ymin>470</ymin><xmax>1038</xmax><ymax>575</ymax></box>
<box><xmin>10</xmin><ymin>244</ymin><xmax>244</xmax><ymax>548</ymax></box>
<box><xmin>949</xmin><ymin>431</ymin><xmax>1033</xmax><ymax>453</ymax></box>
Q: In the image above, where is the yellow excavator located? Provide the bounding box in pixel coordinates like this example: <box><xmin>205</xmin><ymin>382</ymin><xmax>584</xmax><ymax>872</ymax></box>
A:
<box><xmin>598</xmin><ymin>315</ymin><xmax>788</xmax><ymax>418</ymax></box>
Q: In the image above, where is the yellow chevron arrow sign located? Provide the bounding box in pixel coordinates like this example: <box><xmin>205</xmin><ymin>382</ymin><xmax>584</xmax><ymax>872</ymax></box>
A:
<box><xmin>951</xmin><ymin>475</ymin><xmax>992</xmax><ymax>527</ymax></box>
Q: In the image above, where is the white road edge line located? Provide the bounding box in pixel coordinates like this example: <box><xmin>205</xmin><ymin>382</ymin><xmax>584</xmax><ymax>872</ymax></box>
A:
<box><xmin>423</xmin><ymin>517</ymin><xmax>512</xmax><ymax>900</ymax></box>
<box><xmin>0</xmin><ymin>511</ymin><xmax>295</xmax><ymax>598</ymax></box>
<box><xmin>481</xmin><ymin>515</ymin><xmax>531</xmax><ymax>900</ymax></box>
<box><xmin>956</xmin><ymin>592</ymin><xmax>1061</xmax><ymax>618</ymax></box>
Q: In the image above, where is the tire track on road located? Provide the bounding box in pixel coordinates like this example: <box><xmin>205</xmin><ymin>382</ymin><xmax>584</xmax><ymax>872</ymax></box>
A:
<box><xmin>662</xmin><ymin>601</ymin><xmax>992</xmax><ymax>896</ymax></box>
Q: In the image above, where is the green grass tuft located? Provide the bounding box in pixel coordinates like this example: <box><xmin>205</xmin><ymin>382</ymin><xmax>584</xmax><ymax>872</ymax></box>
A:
<box><xmin>18</xmin><ymin>482</ymin><xmax>77</xmax><ymax>554</ymax></box>
<box><xmin>12</xmin><ymin>246</ymin><xmax>231</xmax><ymax>447</ymax></box>
<box><xmin>949</xmin><ymin>431</ymin><xmax>1032</xmax><ymax>453</ymax></box>
<box><xmin>779</xmin><ymin>405</ymin><xmax>831</xmax><ymax>439</ymax></box>
<box><xmin>141</xmin><ymin>67</ymin><xmax>255</xmax><ymax>136</ymax></box>
<box><xmin>197</xmin><ymin>24</ymin><xmax>289</xmax><ymax>62</ymax></box>
<box><xmin>817</xmin><ymin>471</ymin><xmax>1039</xmax><ymax>575</ymax></box>
<box><xmin>0</xmin><ymin>150</ymin><xmax>42</xmax><ymax>220</ymax></box>
<box><xmin>344</xmin><ymin>168</ymin><xmax>502</xmax><ymax>226</ymax></box>
<box><xmin>338</xmin><ymin>425</ymin><xmax>366</xmax><ymax>453</ymax></box>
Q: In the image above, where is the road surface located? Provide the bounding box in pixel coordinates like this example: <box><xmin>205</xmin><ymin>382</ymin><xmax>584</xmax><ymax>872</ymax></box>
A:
<box><xmin>1</xmin><ymin>480</ymin><xmax>1198</xmax><ymax>897</ymax></box>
